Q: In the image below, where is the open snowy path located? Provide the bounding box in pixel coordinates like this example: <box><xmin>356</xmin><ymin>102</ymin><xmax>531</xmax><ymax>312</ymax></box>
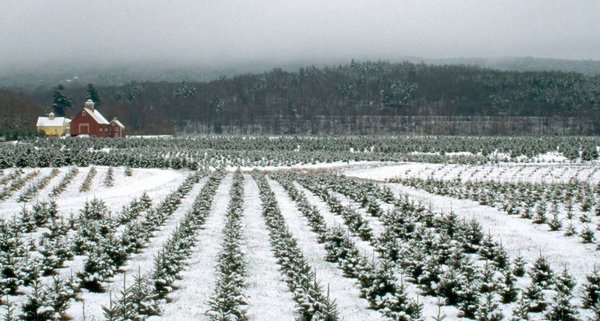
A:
<box><xmin>242</xmin><ymin>175</ymin><xmax>296</xmax><ymax>321</ymax></box>
<box><xmin>382</xmin><ymin>181</ymin><xmax>600</xmax><ymax>300</ymax></box>
<box><xmin>66</xmin><ymin>176</ymin><xmax>208</xmax><ymax>320</ymax></box>
<box><xmin>150</xmin><ymin>174</ymin><xmax>233</xmax><ymax>321</ymax></box>
<box><xmin>268</xmin><ymin>178</ymin><xmax>383</xmax><ymax>321</ymax></box>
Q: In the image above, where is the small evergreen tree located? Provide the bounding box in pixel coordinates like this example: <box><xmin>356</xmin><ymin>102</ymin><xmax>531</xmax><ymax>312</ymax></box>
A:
<box><xmin>529</xmin><ymin>255</ymin><xmax>554</xmax><ymax>288</ymax></box>
<box><xmin>583</xmin><ymin>267</ymin><xmax>600</xmax><ymax>308</ymax></box>
<box><xmin>510</xmin><ymin>295</ymin><xmax>530</xmax><ymax>321</ymax></box>
<box><xmin>20</xmin><ymin>280</ymin><xmax>52</xmax><ymax>321</ymax></box>
<box><xmin>545</xmin><ymin>291</ymin><xmax>578</xmax><ymax>321</ymax></box>
<box><xmin>474</xmin><ymin>293</ymin><xmax>503</xmax><ymax>321</ymax></box>
<box><xmin>533</xmin><ymin>203</ymin><xmax>547</xmax><ymax>224</ymax></box>
<box><xmin>554</xmin><ymin>266</ymin><xmax>576</xmax><ymax>295</ymax></box>
<box><xmin>564</xmin><ymin>221</ymin><xmax>577</xmax><ymax>236</ymax></box>
<box><xmin>548</xmin><ymin>210</ymin><xmax>563</xmax><ymax>231</ymax></box>
<box><xmin>581</xmin><ymin>224</ymin><xmax>596</xmax><ymax>243</ymax></box>
<box><xmin>2</xmin><ymin>298</ymin><xmax>18</xmax><ymax>321</ymax></box>
<box><xmin>512</xmin><ymin>255</ymin><xmax>526</xmax><ymax>277</ymax></box>
<box><xmin>499</xmin><ymin>267</ymin><xmax>518</xmax><ymax>303</ymax></box>
<box><xmin>524</xmin><ymin>282</ymin><xmax>547</xmax><ymax>313</ymax></box>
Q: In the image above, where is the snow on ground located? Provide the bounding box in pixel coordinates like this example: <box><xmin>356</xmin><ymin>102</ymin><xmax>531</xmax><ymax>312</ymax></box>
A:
<box><xmin>267</xmin><ymin>178</ymin><xmax>383</xmax><ymax>321</ymax></box>
<box><xmin>380</xmin><ymin>182</ymin><xmax>599</xmax><ymax>309</ymax></box>
<box><xmin>0</xmin><ymin>166</ymin><xmax>190</xmax><ymax>219</ymax></box>
<box><xmin>241</xmin><ymin>175</ymin><xmax>296</xmax><ymax>321</ymax></box>
<box><xmin>67</xmin><ymin>176</ymin><xmax>208</xmax><ymax>321</ymax></box>
<box><xmin>292</xmin><ymin>181</ymin><xmax>380</xmax><ymax>257</ymax></box>
<box><xmin>239</xmin><ymin>160</ymin><xmax>394</xmax><ymax>173</ymax></box>
<box><xmin>291</xmin><ymin>180</ymin><xmax>460</xmax><ymax>319</ymax></box>
<box><xmin>150</xmin><ymin>174</ymin><xmax>233</xmax><ymax>321</ymax></box>
<box><xmin>329</xmin><ymin>191</ymin><xmax>386</xmax><ymax>238</ymax></box>
<box><xmin>344</xmin><ymin>162</ymin><xmax>600</xmax><ymax>184</ymax></box>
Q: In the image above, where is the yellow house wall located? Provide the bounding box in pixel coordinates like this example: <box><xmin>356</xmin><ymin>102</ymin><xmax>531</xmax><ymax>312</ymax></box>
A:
<box><xmin>37</xmin><ymin>125</ymin><xmax>68</xmax><ymax>137</ymax></box>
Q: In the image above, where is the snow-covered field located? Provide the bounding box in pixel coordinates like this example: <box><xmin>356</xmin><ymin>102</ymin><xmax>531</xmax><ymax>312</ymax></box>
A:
<box><xmin>1</xmin><ymin>161</ymin><xmax>599</xmax><ymax>320</ymax></box>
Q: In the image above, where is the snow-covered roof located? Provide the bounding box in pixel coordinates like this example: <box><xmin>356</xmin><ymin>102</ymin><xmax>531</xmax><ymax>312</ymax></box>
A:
<box><xmin>111</xmin><ymin>118</ymin><xmax>125</xmax><ymax>128</ymax></box>
<box><xmin>37</xmin><ymin>116</ymin><xmax>69</xmax><ymax>127</ymax></box>
<box><xmin>84</xmin><ymin>108</ymin><xmax>109</xmax><ymax>125</ymax></box>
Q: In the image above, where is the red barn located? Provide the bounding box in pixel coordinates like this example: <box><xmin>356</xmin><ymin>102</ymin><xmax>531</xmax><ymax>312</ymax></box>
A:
<box><xmin>70</xmin><ymin>100</ymin><xmax>126</xmax><ymax>137</ymax></box>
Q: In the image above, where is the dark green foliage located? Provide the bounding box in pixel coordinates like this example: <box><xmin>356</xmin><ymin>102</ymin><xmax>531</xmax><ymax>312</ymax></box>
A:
<box><xmin>510</xmin><ymin>296</ymin><xmax>530</xmax><ymax>321</ymax></box>
<box><xmin>512</xmin><ymin>255</ymin><xmax>526</xmax><ymax>277</ymax></box>
<box><xmin>529</xmin><ymin>255</ymin><xmax>554</xmax><ymax>288</ymax></box>
<box><xmin>524</xmin><ymin>282</ymin><xmax>547</xmax><ymax>313</ymax></box>
<box><xmin>499</xmin><ymin>267</ymin><xmax>518</xmax><ymax>303</ymax></box>
<box><xmin>20</xmin><ymin>280</ymin><xmax>52</xmax><ymax>321</ymax></box>
<box><xmin>87</xmin><ymin>83</ymin><xmax>101</xmax><ymax>107</ymax></box>
<box><xmin>475</xmin><ymin>293</ymin><xmax>503</xmax><ymax>321</ymax></box>
<box><xmin>584</xmin><ymin>268</ymin><xmax>600</xmax><ymax>309</ymax></box>
<box><xmin>51</xmin><ymin>84</ymin><xmax>71</xmax><ymax>117</ymax></box>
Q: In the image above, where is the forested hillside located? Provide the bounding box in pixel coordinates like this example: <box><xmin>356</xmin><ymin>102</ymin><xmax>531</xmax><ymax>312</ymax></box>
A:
<box><xmin>5</xmin><ymin>61</ymin><xmax>600</xmax><ymax>136</ymax></box>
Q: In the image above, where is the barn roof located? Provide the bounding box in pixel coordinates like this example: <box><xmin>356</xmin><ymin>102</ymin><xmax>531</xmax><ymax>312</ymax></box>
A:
<box><xmin>37</xmin><ymin>116</ymin><xmax>69</xmax><ymax>127</ymax></box>
<box><xmin>111</xmin><ymin>118</ymin><xmax>125</xmax><ymax>128</ymax></box>
<box><xmin>84</xmin><ymin>108</ymin><xmax>110</xmax><ymax>125</ymax></box>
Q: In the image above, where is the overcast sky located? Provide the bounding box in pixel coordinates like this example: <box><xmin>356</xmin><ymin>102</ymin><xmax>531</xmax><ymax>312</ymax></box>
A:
<box><xmin>1</xmin><ymin>0</ymin><xmax>600</xmax><ymax>70</ymax></box>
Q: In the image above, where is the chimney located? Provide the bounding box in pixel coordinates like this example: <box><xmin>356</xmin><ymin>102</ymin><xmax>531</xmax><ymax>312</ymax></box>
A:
<box><xmin>48</xmin><ymin>112</ymin><xmax>55</xmax><ymax>120</ymax></box>
<box><xmin>85</xmin><ymin>99</ymin><xmax>95</xmax><ymax>111</ymax></box>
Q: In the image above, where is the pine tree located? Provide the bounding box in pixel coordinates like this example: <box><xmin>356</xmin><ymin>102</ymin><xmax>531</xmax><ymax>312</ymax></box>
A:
<box><xmin>581</xmin><ymin>224</ymin><xmax>596</xmax><ymax>243</ymax></box>
<box><xmin>545</xmin><ymin>291</ymin><xmax>578</xmax><ymax>321</ymax></box>
<box><xmin>474</xmin><ymin>293</ymin><xmax>503</xmax><ymax>321</ymax></box>
<box><xmin>524</xmin><ymin>282</ymin><xmax>547</xmax><ymax>313</ymax></box>
<box><xmin>584</xmin><ymin>267</ymin><xmax>600</xmax><ymax>308</ymax></box>
<box><xmin>86</xmin><ymin>83</ymin><xmax>101</xmax><ymax>107</ymax></box>
<box><xmin>364</xmin><ymin>259</ymin><xmax>397</xmax><ymax>310</ymax></box>
<box><xmin>2</xmin><ymin>298</ymin><xmax>18</xmax><ymax>321</ymax></box>
<box><xmin>554</xmin><ymin>266</ymin><xmax>576</xmax><ymax>295</ymax></box>
<box><xmin>102</xmin><ymin>292</ymin><xmax>119</xmax><ymax>321</ymax></box>
<box><xmin>51</xmin><ymin>84</ymin><xmax>72</xmax><ymax>117</ymax></box>
<box><xmin>512</xmin><ymin>255</ymin><xmax>526</xmax><ymax>277</ymax></box>
<box><xmin>564</xmin><ymin>221</ymin><xmax>577</xmax><ymax>236</ymax></box>
<box><xmin>127</xmin><ymin>270</ymin><xmax>160</xmax><ymax>317</ymax></box>
<box><xmin>533</xmin><ymin>203</ymin><xmax>547</xmax><ymax>224</ymax></box>
<box><xmin>499</xmin><ymin>267</ymin><xmax>518</xmax><ymax>303</ymax></box>
<box><xmin>21</xmin><ymin>280</ymin><xmax>52</xmax><ymax>321</ymax></box>
<box><xmin>46</xmin><ymin>276</ymin><xmax>74</xmax><ymax>319</ymax></box>
<box><xmin>510</xmin><ymin>295</ymin><xmax>530</xmax><ymax>321</ymax></box>
<box><xmin>529</xmin><ymin>255</ymin><xmax>554</xmax><ymax>288</ymax></box>
<box><xmin>457</xmin><ymin>279</ymin><xmax>479</xmax><ymax>319</ymax></box>
<box><xmin>478</xmin><ymin>261</ymin><xmax>498</xmax><ymax>294</ymax></box>
<box><xmin>548</xmin><ymin>210</ymin><xmax>563</xmax><ymax>231</ymax></box>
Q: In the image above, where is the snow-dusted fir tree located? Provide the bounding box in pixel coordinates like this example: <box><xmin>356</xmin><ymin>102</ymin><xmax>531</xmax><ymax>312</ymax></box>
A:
<box><xmin>474</xmin><ymin>292</ymin><xmax>503</xmax><ymax>321</ymax></box>
<box><xmin>529</xmin><ymin>255</ymin><xmax>554</xmax><ymax>288</ymax></box>
<box><xmin>510</xmin><ymin>295</ymin><xmax>530</xmax><ymax>321</ymax></box>
<box><xmin>584</xmin><ymin>267</ymin><xmax>600</xmax><ymax>308</ymax></box>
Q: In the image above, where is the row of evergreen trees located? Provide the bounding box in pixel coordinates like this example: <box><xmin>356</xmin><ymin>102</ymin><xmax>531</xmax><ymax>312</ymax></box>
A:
<box><xmin>273</xmin><ymin>173</ymin><xmax>423</xmax><ymax>320</ymax></box>
<box><xmin>321</xmin><ymin>173</ymin><xmax>600</xmax><ymax>320</ymax></box>
<box><xmin>17</xmin><ymin>168</ymin><xmax>60</xmax><ymax>203</ymax></box>
<box><xmin>295</xmin><ymin>175</ymin><xmax>374</xmax><ymax>242</ymax></box>
<box><xmin>0</xmin><ymin>170</ymin><xmax>39</xmax><ymax>201</ymax></box>
<box><xmin>207</xmin><ymin>171</ymin><xmax>248</xmax><ymax>320</ymax></box>
<box><xmin>394</xmin><ymin>175</ymin><xmax>600</xmax><ymax>247</ymax></box>
<box><xmin>49</xmin><ymin>166</ymin><xmax>79</xmax><ymax>198</ymax></box>
<box><xmin>77</xmin><ymin>173</ymin><xmax>201</xmax><ymax>292</ymax></box>
<box><xmin>103</xmin><ymin>171</ymin><xmax>224</xmax><ymax>320</ymax></box>
<box><xmin>253</xmin><ymin>172</ymin><xmax>340</xmax><ymax>320</ymax></box>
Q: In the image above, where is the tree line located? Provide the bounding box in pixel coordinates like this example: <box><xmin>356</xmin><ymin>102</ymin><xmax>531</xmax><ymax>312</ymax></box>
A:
<box><xmin>3</xmin><ymin>61</ymin><xmax>600</xmax><ymax>137</ymax></box>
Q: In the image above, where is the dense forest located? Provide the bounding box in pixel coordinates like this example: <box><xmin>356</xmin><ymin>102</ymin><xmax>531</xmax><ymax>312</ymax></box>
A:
<box><xmin>3</xmin><ymin>61</ymin><xmax>600</xmax><ymax>136</ymax></box>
